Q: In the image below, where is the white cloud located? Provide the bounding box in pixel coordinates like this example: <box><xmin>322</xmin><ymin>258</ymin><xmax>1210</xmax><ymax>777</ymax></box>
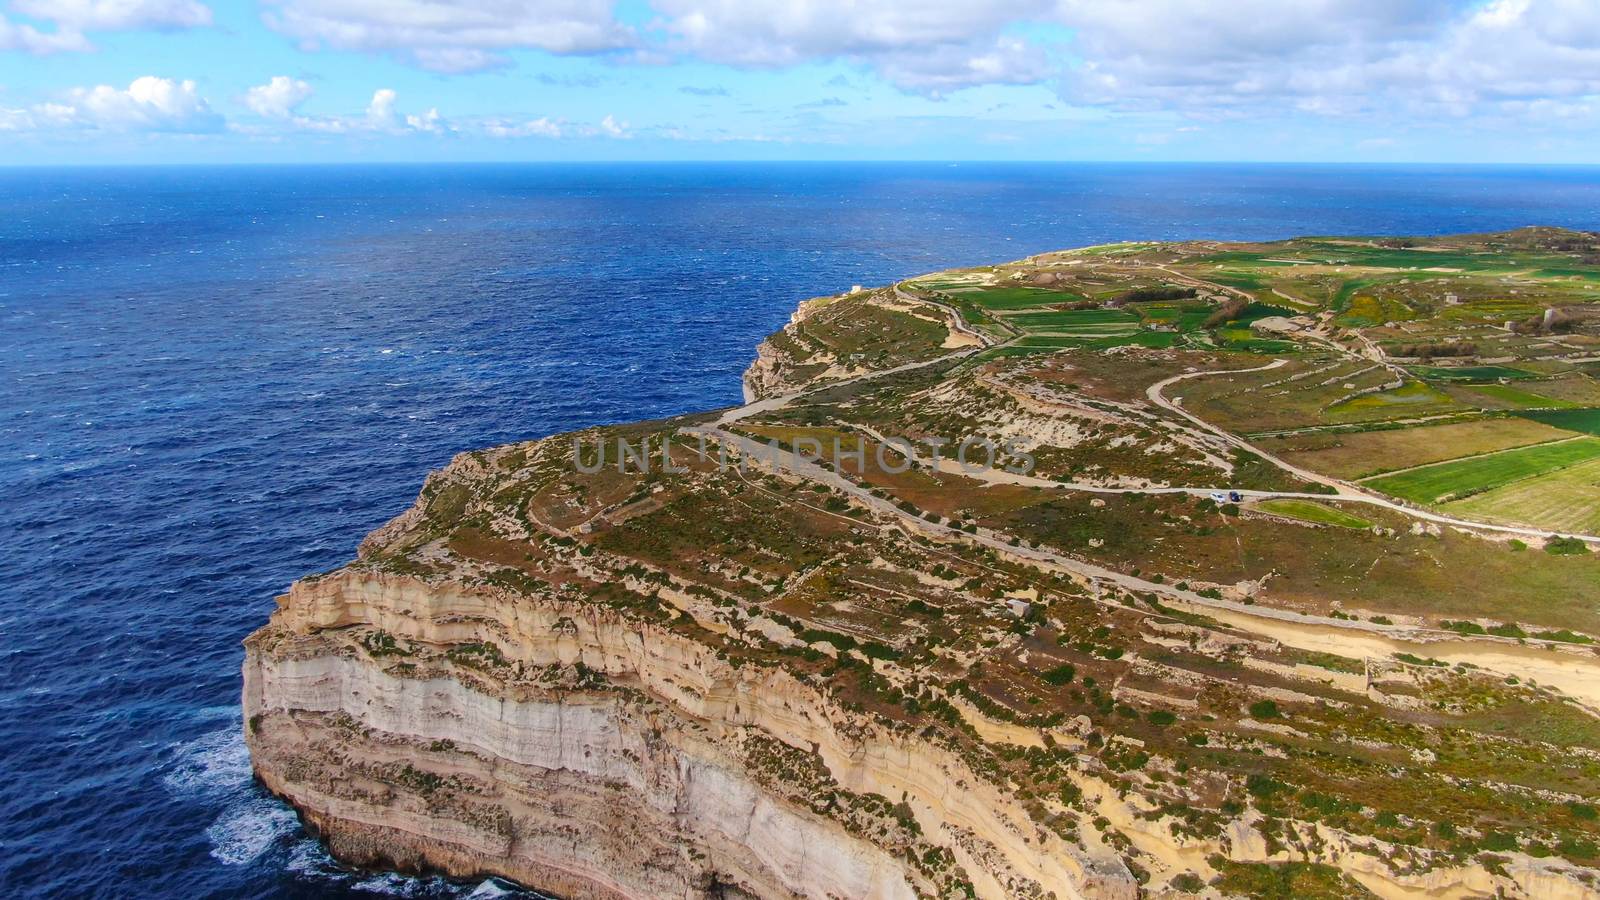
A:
<box><xmin>405</xmin><ymin>107</ymin><xmax>444</xmax><ymax>133</ymax></box>
<box><xmin>261</xmin><ymin>0</ymin><xmax>634</xmax><ymax>72</ymax></box>
<box><xmin>645</xmin><ymin>0</ymin><xmax>1600</xmax><ymax>115</ymax></box>
<box><xmin>652</xmin><ymin>0</ymin><xmax>1055</xmax><ymax>92</ymax></box>
<box><xmin>13</xmin><ymin>0</ymin><xmax>211</xmax><ymax>31</ymax></box>
<box><xmin>1053</xmin><ymin>0</ymin><xmax>1600</xmax><ymax>120</ymax></box>
<box><xmin>1</xmin><ymin>77</ymin><xmax>220</xmax><ymax>133</ymax></box>
<box><xmin>0</xmin><ymin>14</ymin><xmax>91</xmax><ymax>52</ymax></box>
<box><xmin>244</xmin><ymin>76</ymin><xmax>313</xmax><ymax>118</ymax></box>
<box><xmin>1</xmin><ymin>0</ymin><xmax>209</xmax><ymax>55</ymax></box>
<box><xmin>475</xmin><ymin>113</ymin><xmax>631</xmax><ymax>139</ymax></box>
<box><xmin>274</xmin><ymin>88</ymin><xmax>446</xmax><ymax>135</ymax></box>
<box><xmin>365</xmin><ymin>87</ymin><xmax>399</xmax><ymax>126</ymax></box>
<box><xmin>483</xmin><ymin>116</ymin><xmax>564</xmax><ymax>138</ymax></box>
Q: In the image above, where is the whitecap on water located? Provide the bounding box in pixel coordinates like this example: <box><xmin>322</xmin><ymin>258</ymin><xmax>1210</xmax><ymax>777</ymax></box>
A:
<box><xmin>162</xmin><ymin>725</ymin><xmax>250</xmax><ymax>796</ymax></box>
<box><xmin>463</xmin><ymin>878</ymin><xmax>526</xmax><ymax>898</ymax></box>
<box><xmin>206</xmin><ymin>796</ymin><xmax>300</xmax><ymax>865</ymax></box>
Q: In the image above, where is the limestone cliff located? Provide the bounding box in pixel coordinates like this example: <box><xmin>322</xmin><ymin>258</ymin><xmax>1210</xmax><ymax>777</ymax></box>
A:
<box><xmin>248</xmin><ymin>248</ymin><xmax>1600</xmax><ymax>899</ymax></box>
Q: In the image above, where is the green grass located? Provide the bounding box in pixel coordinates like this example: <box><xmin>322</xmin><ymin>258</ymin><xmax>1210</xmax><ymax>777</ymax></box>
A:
<box><xmin>1444</xmin><ymin>457</ymin><xmax>1600</xmax><ymax>534</ymax></box>
<box><xmin>1363</xmin><ymin>437</ymin><xmax>1600</xmax><ymax>504</ymax></box>
<box><xmin>1138</xmin><ymin>303</ymin><xmax>1213</xmax><ymax>331</ymax></box>
<box><xmin>1099</xmin><ymin>331</ymin><xmax>1180</xmax><ymax>349</ymax></box>
<box><xmin>1328</xmin><ymin>380</ymin><xmax>1456</xmax><ymax>417</ymax></box>
<box><xmin>1012</xmin><ymin>330</ymin><xmax>1181</xmax><ymax>351</ymax></box>
<box><xmin>1006</xmin><ymin>309</ymin><xmax>1138</xmax><ymax>328</ymax></box>
<box><xmin>1409</xmin><ymin>365</ymin><xmax>1535</xmax><ymax>382</ymax></box>
<box><xmin>1254</xmin><ymin>499</ymin><xmax>1373</xmax><ymax>529</ymax></box>
<box><xmin>1023</xmin><ymin>323</ymin><xmax>1141</xmax><ymax>335</ymax></box>
<box><xmin>1234</xmin><ymin>302</ymin><xmax>1295</xmax><ymax>323</ymax></box>
<box><xmin>1338</xmin><ymin>292</ymin><xmax>1419</xmax><ymax>326</ymax></box>
<box><xmin>958</xmin><ymin>286</ymin><xmax>1089</xmax><ymax>309</ymax></box>
<box><xmin>1215</xmin><ymin>331</ymin><xmax>1298</xmax><ymax>353</ymax></box>
<box><xmin>1518</xmin><ymin>408</ymin><xmax>1600</xmax><ymax>434</ymax></box>
<box><xmin>1464</xmin><ymin>384</ymin><xmax>1580</xmax><ymax>409</ymax></box>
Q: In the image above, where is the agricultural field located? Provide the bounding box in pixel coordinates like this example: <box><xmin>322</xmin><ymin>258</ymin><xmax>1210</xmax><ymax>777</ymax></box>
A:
<box><xmin>1453</xmin><ymin>382</ymin><xmax>1579</xmax><ymax>409</ymax></box>
<box><xmin>1520</xmin><ymin>407</ymin><xmax>1600</xmax><ymax>435</ymax></box>
<box><xmin>1002</xmin><ymin>308</ymin><xmax>1139</xmax><ymax>330</ymax></box>
<box><xmin>1362</xmin><ymin>436</ymin><xmax>1600</xmax><ymax>504</ymax></box>
<box><xmin>1255</xmin><ymin>416</ymin><xmax>1574</xmax><ymax>479</ymax></box>
<box><xmin>1325</xmin><ymin>380</ymin><xmax>1462</xmax><ymax>422</ymax></box>
<box><xmin>1443</xmin><ymin>456</ymin><xmax>1600</xmax><ymax>535</ymax></box>
<box><xmin>948</xmin><ymin>285</ymin><xmax>1090</xmax><ymax>309</ymax></box>
<box><xmin>1252</xmin><ymin>498</ymin><xmax>1374</xmax><ymax>529</ymax></box>
<box><xmin>1407</xmin><ymin>364</ymin><xmax>1534</xmax><ymax>381</ymax></box>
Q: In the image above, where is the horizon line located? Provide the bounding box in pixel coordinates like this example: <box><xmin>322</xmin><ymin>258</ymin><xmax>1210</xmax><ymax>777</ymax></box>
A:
<box><xmin>4</xmin><ymin>159</ymin><xmax>1600</xmax><ymax>170</ymax></box>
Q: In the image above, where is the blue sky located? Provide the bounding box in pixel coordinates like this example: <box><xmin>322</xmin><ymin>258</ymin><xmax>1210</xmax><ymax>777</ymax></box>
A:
<box><xmin>2</xmin><ymin>0</ymin><xmax>1599</xmax><ymax>164</ymax></box>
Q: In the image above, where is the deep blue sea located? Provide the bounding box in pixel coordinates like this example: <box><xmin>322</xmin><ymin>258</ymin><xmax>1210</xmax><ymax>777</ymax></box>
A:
<box><xmin>4</xmin><ymin>162</ymin><xmax>1600</xmax><ymax>898</ymax></box>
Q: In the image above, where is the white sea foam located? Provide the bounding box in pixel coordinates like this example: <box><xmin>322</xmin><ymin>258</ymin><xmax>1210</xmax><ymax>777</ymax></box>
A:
<box><xmin>162</xmin><ymin>725</ymin><xmax>250</xmax><ymax>796</ymax></box>
<box><xmin>206</xmin><ymin>797</ymin><xmax>299</xmax><ymax>865</ymax></box>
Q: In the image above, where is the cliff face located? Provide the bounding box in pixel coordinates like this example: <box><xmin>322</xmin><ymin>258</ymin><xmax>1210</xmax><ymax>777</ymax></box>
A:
<box><xmin>245</xmin><ymin>570</ymin><xmax>1130</xmax><ymax>900</ymax></box>
<box><xmin>247</xmin><ymin>267</ymin><xmax>1600</xmax><ymax>899</ymax></box>
<box><xmin>246</xmin><ymin>573</ymin><xmax>922</xmax><ymax>899</ymax></box>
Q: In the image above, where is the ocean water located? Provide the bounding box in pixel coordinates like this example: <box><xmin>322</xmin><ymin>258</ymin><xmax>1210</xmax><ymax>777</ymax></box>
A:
<box><xmin>3</xmin><ymin>162</ymin><xmax>1600</xmax><ymax>898</ymax></box>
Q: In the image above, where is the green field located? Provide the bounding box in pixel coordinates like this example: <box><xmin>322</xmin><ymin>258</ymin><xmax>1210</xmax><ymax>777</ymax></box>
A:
<box><xmin>1410</xmin><ymin>365</ymin><xmax>1535</xmax><ymax>382</ymax></box>
<box><xmin>1327</xmin><ymin>381</ymin><xmax>1458</xmax><ymax>419</ymax></box>
<box><xmin>1260</xmin><ymin>416</ymin><xmax>1574</xmax><ymax>480</ymax></box>
<box><xmin>1013</xmin><ymin>330</ymin><xmax>1181</xmax><ymax>351</ymax></box>
<box><xmin>1463</xmin><ymin>383</ymin><xmax>1579</xmax><ymax>409</ymax></box>
<box><xmin>955</xmin><ymin>286</ymin><xmax>1088</xmax><ymax>309</ymax></box>
<box><xmin>1233</xmin><ymin>302</ymin><xmax>1295</xmax><ymax>323</ymax></box>
<box><xmin>1254</xmin><ymin>499</ymin><xmax>1374</xmax><ymax>529</ymax></box>
<box><xmin>1443</xmin><ymin>456</ymin><xmax>1600</xmax><ymax>534</ymax></box>
<box><xmin>1518</xmin><ymin>408</ymin><xmax>1600</xmax><ymax>435</ymax></box>
<box><xmin>1137</xmin><ymin>303</ymin><xmax>1212</xmax><ymax>330</ymax></box>
<box><xmin>1006</xmin><ymin>309</ymin><xmax>1138</xmax><ymax>328</ymax></box>
<box><xmin>1363</xmin><ymin>436</ymin><xmax>1600</xmax><ymax>504</ymax></box>
<box><xmin>1023</xmin><ymin>323</ymin><xmax>1141</xmax><ymax>335</ymax></box>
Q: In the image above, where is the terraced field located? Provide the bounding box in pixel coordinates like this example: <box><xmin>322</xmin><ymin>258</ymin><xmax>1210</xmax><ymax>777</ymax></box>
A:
<box><xmin>1408</xmin><ymin>365</ymin><xmax>1534</xmax><ymax>382</ymax></box>
<box><xmin>1325</xmin><ymin>380</ymin><xmax>1462</xmax><ymax>421</ymax></box>
<box><xmin>1458</xmin><ymin>383</ymin><xmax>1579</xmax><ymax>409</ymax></box>
<box><xmin>1363</xmin><ymin>436</ymin><xmax>1600</xmax><ymax>504</ymax></box>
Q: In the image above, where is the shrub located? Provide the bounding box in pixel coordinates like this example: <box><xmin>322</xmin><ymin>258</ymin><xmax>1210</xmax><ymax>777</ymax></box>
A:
<box><xmin>1042</xmin><ymin>664</ymin><xmax>1076</xmax><ymax>685</ymax></box>
<box><xmin>1546</xmin><ymin>536</ymin><xmax>1590</xmax><ymax>555</ymax></box>
<box><xmin>1248</xmin><ymin>700</ymin><xmax>1281</xmax><ymax>719</ymax></box>
<box><xmin>1170</xmin><ymin>872</ymin><xmax>1205</xmax><ymax>893</ymax></box>
<box><xmin>1481</xmin><ymin>832</ymin><xmax>1518</xmax><ymax>852</ymax></box>
<box><xmin>1148</xmin><ymin>710</ymin><xmax>1178</xmax><ymax>727</ymax></box>
<box><xmin>1246</xmin><ymin>773</ymin><xmax>1286</xmax><ymax>798</ymax></box>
